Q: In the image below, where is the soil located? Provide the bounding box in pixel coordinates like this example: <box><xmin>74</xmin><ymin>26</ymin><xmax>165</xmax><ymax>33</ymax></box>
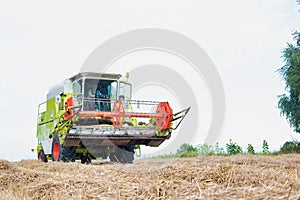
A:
<box><xmin>1</xmin><ymin>154</ymin><xmax>300</xmax><ymax>199</ymax></box>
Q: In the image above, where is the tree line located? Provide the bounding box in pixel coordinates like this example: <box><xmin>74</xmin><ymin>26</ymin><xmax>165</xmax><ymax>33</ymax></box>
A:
<box><xmin>165</xmin><ymin>140</ymin><xmax>300</xmax><ymax>158</ymax></box>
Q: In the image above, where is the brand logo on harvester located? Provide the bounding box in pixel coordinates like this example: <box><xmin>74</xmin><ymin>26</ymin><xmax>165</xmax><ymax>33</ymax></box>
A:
<box><xmin>80</xmin><ymin>28</ymin><xmax>225</xmax><ymax>171</ymax></box>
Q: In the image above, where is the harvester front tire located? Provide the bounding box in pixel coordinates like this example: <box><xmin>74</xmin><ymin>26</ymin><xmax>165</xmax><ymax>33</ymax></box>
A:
<box><xmin>110</xmin><ymin>146</ymin><xmax>134</xmax><ymax>164</ymax></box>
<box><xmin>52</xmin><ymin>135</ymin><xmax>61</xmax><ymax>162</ymax></box>
<box><xmin>70</xmin><ymin>146</ymin><xmax>76</xmax><ymax>162</ymax></box>
<box><xmin>61</xmin><ymin>146</ymin><xmax>76</xmax><ymax>162</ymax></box>
<box><xmin>124</xmin><ymin>145</ymin><xmax>135</xmax><ymax>164</ymax></box>
<box><xmin>38</xmin><ymin>149</ymin><xmax>48</xmax><ymax>163</ymax></box>
<box><xmin>109</xmin><ymin>153</ymin><xmax>117</xmax><ymax>162</ymax></box>
<box><xmin>80</xmin><ymin>154</ymin><xmax>91</xmax><ymax>164</ymax></box>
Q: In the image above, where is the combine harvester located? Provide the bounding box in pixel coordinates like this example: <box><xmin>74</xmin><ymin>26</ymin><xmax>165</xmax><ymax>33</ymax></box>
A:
<box><xmin>36</xmin><ymin>72</ymin><xmax>190</xmax><ymax>163</ymax></box>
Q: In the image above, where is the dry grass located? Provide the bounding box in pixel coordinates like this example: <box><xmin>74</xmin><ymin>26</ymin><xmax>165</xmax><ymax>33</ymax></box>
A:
<box><xmin>1</xmin><ymin>155</ymin><xmax>300</xmax><ymax>199</ymax></box>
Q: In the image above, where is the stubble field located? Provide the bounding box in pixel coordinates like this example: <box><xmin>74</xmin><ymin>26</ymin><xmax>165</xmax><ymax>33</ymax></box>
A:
<box><xmin>1</xmin><ymin>154</ymin><xmax>300</xmax><ymax>199</ymax></box>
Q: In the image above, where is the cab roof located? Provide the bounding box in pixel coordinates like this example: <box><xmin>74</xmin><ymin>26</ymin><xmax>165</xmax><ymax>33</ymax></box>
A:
<box><xmin>69</xmin><ymin>72</ymin><xmax>122</xmax><ymax>81</ymax></box>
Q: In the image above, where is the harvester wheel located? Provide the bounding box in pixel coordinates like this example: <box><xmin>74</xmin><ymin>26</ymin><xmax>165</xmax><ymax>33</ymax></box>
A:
<box><xmin>109</xmin><ymin>145</ymin><xmax>134</xmax><ymax>164</ymax></box>
<box><xmin>86</xmin><ymin>157</ymin><xmax>91</xmax><ymax>164</ymax></box>
<box><xmin>108</xmin><ymin>153</ymin><xmax>117</xmax><ymax>162</ymax></box>
<box><xmin>52</xmin><ymin>135</ymin><xmax>61</xmax><ymax>161</ymax></box>
<box><xmin>125</xmin><ymin>145</ymin><xmax>135</xmax><ymax>164</ymax></box>
<box><xmin>80</xmin><ymin>154</ymin><xmax>91</xmax><ymax>164</ymax></box>
<box><xmin>70</xmin><ymin>146</ymin><xmax>76</xmax><ymax>162</ymax></box>
<box><xmin>38</xmin><ymin>149</ymin><xmax>48</xmax><ymax>163</ymax></box>
<box><xmin>61</xmin><ymin>146</ymin><xmax>76</xmax><ymax>162</ymax></box>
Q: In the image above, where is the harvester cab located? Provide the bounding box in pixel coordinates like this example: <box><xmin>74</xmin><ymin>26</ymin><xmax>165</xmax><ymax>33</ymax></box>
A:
<box><xmin>36</xmin><ymin>72</ymin><xmax>190</xmax><ymax>163</ymax></box>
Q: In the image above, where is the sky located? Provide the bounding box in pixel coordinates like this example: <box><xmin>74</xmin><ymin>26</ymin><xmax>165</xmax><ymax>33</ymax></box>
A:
<box><xmin>0</xmin><ymin>0</ymin><xmax>300</xmax><ymax>161</ymax></box>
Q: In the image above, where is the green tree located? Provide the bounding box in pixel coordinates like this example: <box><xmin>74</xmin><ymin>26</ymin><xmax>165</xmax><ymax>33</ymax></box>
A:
<box><xmin>196</xmin><ymin>144</ymin><xmax>215</xmax><ymax>155</ymax></box>
<box><xmin>226</xmin><ymin>139</ymin><xmax>243</xmax><ymax>155</ymax></box>
<box><xmin>247</xmin><ymin>144</ymin><xmax>255</xmax><ymax>154</ymax></box>
<box><xmin>176</xmin><ymin>143</ymin><xmax>198</xmax><ymax>157</ymax></box>
<box><xmin>280</xmin><ymin>141</ymin><xmax>300</xmax><ymax>153</ymax></box>
<box><xmin>214</xmin><ymin>142</ymin><xmax>225</xmax><ymax>155</ymax></box>
<box><xmin>177</xmin><ymin>143</ymin><xmax>197</xmax><ymax>153</ymax></box>
<box><xmin>262</xmin><ymin>140</ymin><xmax>270</xmax><ymax>154</ymax></box>
<box><xmin>278</xmin><ymin>30</ymin><xmax>300</xmax><ymax>132</ymax></box>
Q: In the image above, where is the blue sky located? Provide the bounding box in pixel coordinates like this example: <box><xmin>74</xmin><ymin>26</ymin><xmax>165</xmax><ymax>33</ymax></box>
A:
<box><xmin>0</xmin><ymin>0</ymin><xmax>300</xmax><ymax>161</ymax></box>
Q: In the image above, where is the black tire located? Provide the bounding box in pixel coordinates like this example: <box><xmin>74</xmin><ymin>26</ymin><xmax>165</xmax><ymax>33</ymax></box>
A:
<box><xmin>51</xmin><ymin>135</ymin><xmax>61</xmax><ymax>161</ymax></box>
<box><xmin>109</xmin><ymin>145</ymin><xmax>135</xmax><ymax>164</ymax></box>
<box><xmin>109</xmin><ymin>153</ymin><xmax>117</xmax><ymax>162</ymax></box>
<box><xmin>86</xmin><ymin>156</ymin><xmax>91</xmax><ymax>164</ymax></box>
<box><xmin>80</xmin><ymin>155</ymin><xmax>86</xmax><ymax>164</ymax></box>
<box><xmin>38</xmin><ymin>149</ymin><xmax>48</xmax><ymax>163</ymax></box>
<box><xmin>124</xmin><ymin>145</ymin><xmax>135</xmax><ymax>163</ymax></box>
<box><xmin>80</xmin><ymin>154</ymin><xmax>91</xmax><ymax>164</ymax></box>
<box><xmin>61</xmin><ymin>146</ymin><xmax>76</xmax><ymax>162</ymax></box>
<box><xmin>70</xmin><ymin>146</ymin><xmax>76</xmax><ymax>162</ymax></box>
<box><xmin>61</xmin><ymin>146</ymin><xmax>68</xmax><ymax>162</ymax></box>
